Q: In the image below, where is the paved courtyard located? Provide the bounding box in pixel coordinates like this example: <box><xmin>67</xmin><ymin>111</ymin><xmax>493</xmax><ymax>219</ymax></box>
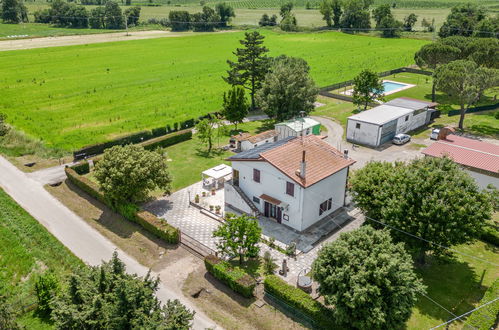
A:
<box><xmin>145</xmin><ymin>180</ymin><xmax>364</xmax><ymax>283</ymax></box>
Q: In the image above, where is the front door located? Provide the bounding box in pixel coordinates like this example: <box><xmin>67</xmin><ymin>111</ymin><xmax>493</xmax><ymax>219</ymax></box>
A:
<box><xmin>264</xmin><ymin>201</ymin><xmax>282</xmax><ymax>223</ymax></box>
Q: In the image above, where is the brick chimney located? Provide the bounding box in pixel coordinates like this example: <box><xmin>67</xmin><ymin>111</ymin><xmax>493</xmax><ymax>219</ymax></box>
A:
<box><xmin>300</xmin><ymin>150</ymin><xmax>306</xmax><ymax>179</ymax></box>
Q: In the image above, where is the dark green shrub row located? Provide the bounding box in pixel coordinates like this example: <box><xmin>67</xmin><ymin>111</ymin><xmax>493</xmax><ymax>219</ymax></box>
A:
<box><xmin>264</xmin><ymin>275</ymin><xmax>337</xmax><ymax>329</ymax></box>
<box><xmin>65</xmin><ymin>167</ymin><xmax>179</xmax><ymax>244</ymax></box>
<box><xmin>65</xmin><ymin>167</ymin><xmax>106</xmax><ymax>204</ymax></box>
<box><xmin>73</xmin><ymin>119</ymin><xmax>197</xmax><ymax>159</ymax></box>
<box><xmin>204</xmin><ymin>255</ymin><xmax>256</xmax><ymax>298</ymax></box>
<box><xmin>71</xmin><ymin>161</ymin><xmax>90</xmax><ymax>175</ymax></box>
<box><xmin>141</xmin><ymin>129</ymin><xmax>192</xmax><ymax>150</ymax></box>
<box><xmin>480</xmin><ymin>222</ymin><xmax>499</xmax><ymax>246</ymax></box>
<box><xmin>466</xmin><ymin>278</ymin><xmax>498</xmax><ymax>330</ymax></box>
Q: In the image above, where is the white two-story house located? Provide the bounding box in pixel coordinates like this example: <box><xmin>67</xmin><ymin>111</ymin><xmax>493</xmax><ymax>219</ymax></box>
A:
<box><xmin>224</xmin><ymin>135</ymin><xmax>356</xmax><ymax>232</ymax></box>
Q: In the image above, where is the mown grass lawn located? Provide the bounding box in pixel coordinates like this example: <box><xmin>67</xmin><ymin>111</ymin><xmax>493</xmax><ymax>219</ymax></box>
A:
<box><xmin>0</xmin><ymin>30</ymin><xmax>426</xmax><ymax>150</ymax></box>
<box><xmin>0</xmin><ymin>187</ymin><xmax>82</xmax><ymax>328</ymax></box>
<box><xmin>408</xmin><ymin>240</ymin><xmax>498</xmax><ymax>329</ymax></box>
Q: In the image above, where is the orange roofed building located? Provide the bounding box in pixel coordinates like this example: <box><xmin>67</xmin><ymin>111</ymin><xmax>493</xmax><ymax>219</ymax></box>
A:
<box><xmin>224</xmin><ymin>135</ymin><xmax>355</xmax><ymax>232</ymax></box>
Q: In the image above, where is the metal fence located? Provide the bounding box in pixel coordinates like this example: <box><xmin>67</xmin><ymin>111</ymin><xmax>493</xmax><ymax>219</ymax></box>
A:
<box><xmin>447</xmin><ymin>103</ymin><xmax>499</xmax><ymax>116</ymax></box>
<box><xmin>264</xmin><ymin>290</ymin><xmax>318</xmax><ymax>329</ymax></box>
<box><xmin>180</xmin><ymin>231</ymin><xmax>216</xmax><ymax>258</ymax></box>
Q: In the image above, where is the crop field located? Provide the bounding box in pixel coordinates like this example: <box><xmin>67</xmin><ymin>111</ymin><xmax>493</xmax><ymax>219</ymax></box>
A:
<box><xmin>0</xmin><ymin>30</ymin><xmax>426</xmax><ymax>150</ymax></box>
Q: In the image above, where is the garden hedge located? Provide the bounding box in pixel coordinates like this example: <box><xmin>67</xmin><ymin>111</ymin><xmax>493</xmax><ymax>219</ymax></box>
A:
<box><xmin>65</xmin><ymin>167</ymin><xmax>179</xmax><ymax>244</ymax></box>
<box><xmin>264</xmin><ymin>275</ymin><xmax>337</xmax><ymax>329</ymax></box>
<box><xmin>204</xmin><ymin>254</ymin><xmax>256</xmax><ymax>298</ymax></box>
<box><xmin>466</xmin><ymin>278</ymin><xmax>499</xmax><ymax>330</ymax></box>
<box><xmin>141</xmin><ymin>129</ymin><xmax>192</xmax><ymax>150</ymax></box>
<box><xmin>71</xmin><ymin>161</ymin><xmax>90</xmax><ymax>175</ymax></box>
<box><xmin>479</xmin><ymin>221</ymin><xmax>499</xmax><ymax>247</ymax></box>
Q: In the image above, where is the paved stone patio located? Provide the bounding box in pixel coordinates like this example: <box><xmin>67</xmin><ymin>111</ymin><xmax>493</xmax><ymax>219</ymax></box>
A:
<box><xmin>145</xmin><ymin>180</ymin><xmax>365</xmax><ymax>283</ymax></box>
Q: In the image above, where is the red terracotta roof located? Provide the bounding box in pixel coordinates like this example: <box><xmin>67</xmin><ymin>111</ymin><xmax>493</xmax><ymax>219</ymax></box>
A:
<box><xmin>421</xmin><ymin>135</ymin><xmax>499</xmax><ymax>173</ymax></box>
<box><xmin>260</xmin><ymin>135</ymin><xmax>355</xmax><ymax>187</ymax></box>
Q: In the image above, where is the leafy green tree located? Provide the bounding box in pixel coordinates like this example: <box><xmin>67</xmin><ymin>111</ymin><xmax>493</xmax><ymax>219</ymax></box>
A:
<box><xmin>349</xmin><ymin>157</ymin><xmax>494</xmax><ymax>264</ymax></box>
<box><xmin>35</xmin><ymin>272</ymin><xmax>60</xmax><ymax>317</ymax></box>
<box><xmin>224</xmin><ymin>31</ymin><xmax>270</xmax><ymax>111</ymax></box>
<box><xmin>473</xmin><ymin>16</ymin><xmax>499</xmax><ymax>38</ymax></box>
<box><xmin>372</xmin><ymin>4</ymin><xmax>391</xmax><ymax>27</ymax></box>
<box><xmin>414</xmin><ymin>42</ymin><xmax>460</xmax><ymax>102</ymax></box>
<box><xmin>258</xmin><ymin>13</ymin><xmax>277</xmax><ymax>26</ymax></box>
<box><xmin>319</xmin><ymin>0</ymin><xmax>333</xmax><ymax>27</ymax></box>
<box><xmin>279</xmin><ymin>1</ymin><xmax>293</xmax><ymax>19</ymax></box>
<box><xmin>0</xmin><ymin>113</ymin><xmax>9</xmax><ymax>137</ymax></box>
<box><xmin>280</xmin><ymin>13</ymin><xmax>298</xmax><ymax>31</ymax></box>
<box><xmin>169</xmin><ymin>10</ymin><xmax>190</xmax><ymax>31</ymax></box>
<box><xmin>262</xmin><ymin>251</ymin><xmax>277</xmax><ymax>275</ymax></box>
<box><xmin>256</xmin><ymin>55</ymin><xmax>318</xmax><ymax>121</ymax></box>
<box><xmin>51</xmin><ymin>252</ymin><xmax>194</xmax><ymax>329</ymax></box>
<box><xmin>379</xmin><ymin>15</ymin><xmax>402</xmax><ymax>37</ymax></box>
<box><xmin>340</xmin><ymin>0</ymin><xmax>370</xmax><ymax>29</ymax></box>
<box><xmin>195</xmin><ymin>115</ymin><xmax>224</xmax><ymax>153</ymax></box>
<box><xmin>94</xmin><ymin>144</ymin><xmax>172</xmax><ymax>204</ymax></box>
<box><xmin>403</xmin><ymin>13</ymin><xmax>418</xmax><ymax>31</ymax></box>
<box><xmin>439</xmin><ymin>3</ymin><xmax>487</xmax><ymax>38</ymax></box>
<box><xmin>331</xmin><ymin>0</ymin><xmax>342</xmax><ymax>28</ymax></box>
<box><xmin>439</xmin><ymin>35</ymin><xmax>472</xmax><ymax>55</ymax></box>
<box><xmin>1</xmin><ymin>0</ymin><xmax>28</xmax><ymax>23</ymax></box>
<box><xmin>421</xmin><ymin>17</ymin><xmax>435</xmax><ymax>32</ymax></box>
<box><xmin>213</xmin><ymin>213</ymin><xmax>262</xmax><ymax>264</ymax></box>
<box><xmin>215</xmin><ymin>2</ymin><xmax>235</xmax><ymax>27</ymax></box>
<box><xmin>124</xmin><ymin>6</ymin><xmax>141</xmax><ymax>26</ymax></box>
<box><xmin>191</xmin><ymin>6</ymin><xmax>220</xmax><ymax>32</ymax></box>
<box><xmin>222</xmin><ymin>86</ymin><xmax>248</xmax><ymax>130</ymax></box>
<box><xmin>465</xmin><ymin>38</ymin><xmax>499</xmax><ymax>68</ymax></box>
<box><xmin>312</xmin><ymin>226</ymin><xmax>425</xmax><ymax>329</ymax></box>
<box><xmin>352</xmin><ymin>69</ymin><xmax>383</xmax><ymax>110</ymax></box>
<box><xmin>89</xmin><ymin>6</ymin><xmax>106</xmax><ymax>29</ymax></box>
<box><xmin>104</xmin><ymin>1</ymin><xmax>123</xmax><ymax>29</ymax></box>
<box><xmin>435</xmin><ymin>60</ymin><xmax>499</xmax><ymax>129</ymax></box>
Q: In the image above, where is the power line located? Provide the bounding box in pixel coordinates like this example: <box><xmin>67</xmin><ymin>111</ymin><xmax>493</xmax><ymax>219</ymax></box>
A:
<box><xmin>430</xmin><ymin>297</ymin><xmax>499</xmax><ymax>329</ymax></box>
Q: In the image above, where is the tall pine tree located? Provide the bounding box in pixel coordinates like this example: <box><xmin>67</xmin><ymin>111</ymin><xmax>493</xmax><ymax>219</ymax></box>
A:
<box><xmin>224</xmin><ymin>31</ymin><xmax>269</xmax><ymax>111</ymax></box>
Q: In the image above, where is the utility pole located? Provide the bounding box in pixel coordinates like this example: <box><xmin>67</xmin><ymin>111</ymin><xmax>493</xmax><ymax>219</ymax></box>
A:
<box><xmin>124</xmin><ymin>14</ymin><xmax>129</xmax><ymax>36</ymax></box>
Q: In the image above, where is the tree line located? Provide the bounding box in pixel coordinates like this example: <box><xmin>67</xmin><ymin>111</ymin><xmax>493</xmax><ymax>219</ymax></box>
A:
<box><xmin>32</xmin><ymin>0</ymin><xmax>140</xmax><ymax>29</ymax></box>
<box><xmin>168</xmin><ymin>3</ymin><xmax>234</xmax><ymax>32</ymax></box>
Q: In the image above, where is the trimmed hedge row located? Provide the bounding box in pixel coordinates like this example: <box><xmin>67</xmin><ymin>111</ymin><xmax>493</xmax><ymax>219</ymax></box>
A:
<box><xmin>264</xmin><ymin>275</ymin><xmax>337</xmax><ymax>329</ymax></box>
<box><xmin>65</xmin><ymin>167</ymin><xmax>179</xmax><ymax>244</ymax></box>
<box><xmin>466</xmin><ymin>278</ymin><xmax>499</xmax><ymax>330</ymax></box>
<box><xmin>204</xmin><ymin>254</ymin><xmax>256</xmax><ymax>298</ymax></box>
<box><xmin>71</xmin><ymin>161</ymin><xmax>90</xmax><ymax>175</ymax></box>
<box><xmin>73</xmin><ymin>119</ymin><xmax>197</xmax><ymax>159</ymax></box>
<box><xmin>141</xmin><ymin>129</ymin><xmax>192</xmax><ymax>150</ymax></box>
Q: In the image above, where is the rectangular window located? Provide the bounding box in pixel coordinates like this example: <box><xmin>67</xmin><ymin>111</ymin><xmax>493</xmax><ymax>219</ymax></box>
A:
<box><xmin>405</xmin><ymin>115</ymin><xmax>409</xmax><ymax>122</ymax></box>
<box><xmin>319</xmin><ymin>199</ymin><xmax>332</xmax><ymax>216</ymax></box>
<box><xmin>327</xmin><ymin>198</ymin><xmax>332</xmax><ymax>210</ymax></box>
<box><xmin>253</xmin><ymin>196</ymin><xmax>260</xmax><ymax>204</ymax></box>
<box><xmin>356</xmin><ymin>123</ymin><xmax>361</xmax><ymax>129</ymax></box>
<box><xmin>253</xmin><ymin>169</ymin><xmax>260</xmax><ymax>183</ymax></box>
<box><xmin>286</xmin><ymin>182</ymin><xmax>294</xmax><ymax>197</ymax></box>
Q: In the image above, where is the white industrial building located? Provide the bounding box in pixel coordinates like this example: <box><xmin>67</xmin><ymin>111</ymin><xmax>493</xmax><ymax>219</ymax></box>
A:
<box><xmin>224</xmin><ymin>135</ymin><xmax>355</xmax><ymax>232</ymax></box>
<box><xmin>346</xmin><ymin>97</ymin><xmax>437</xmax><ymax>147</ymax></box>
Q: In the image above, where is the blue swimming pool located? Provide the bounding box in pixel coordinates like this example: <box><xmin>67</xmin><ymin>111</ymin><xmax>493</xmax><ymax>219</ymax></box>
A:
<box><xmin>383</xmin><ymin>81</ymin><xmax>408</xmax><ymax>93</ymax></box>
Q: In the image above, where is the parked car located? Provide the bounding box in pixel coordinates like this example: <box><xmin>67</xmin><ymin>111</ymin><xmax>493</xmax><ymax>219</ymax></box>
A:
<box><xmin>392</xmin><ymin>134</ymin><xmax>411</xmax><ymax>145</ymax></box>
<box><xmin>430</xmin><ymin>128</ymin><xmax>440</xmax><ymax>140</ymax></box>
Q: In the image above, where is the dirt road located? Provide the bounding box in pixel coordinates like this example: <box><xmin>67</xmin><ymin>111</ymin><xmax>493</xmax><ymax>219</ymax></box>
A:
<box><xmin>0</xmin><ymin>30</ymin><xmax>230</xmax><ymax>51</ymax></box>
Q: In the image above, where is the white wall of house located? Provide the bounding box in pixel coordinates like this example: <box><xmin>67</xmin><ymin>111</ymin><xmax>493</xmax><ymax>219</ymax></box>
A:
<box><xmin>224</xmin><ymin>182</ymin><xmax>255</xmax><ymax>215</ymax></box>
<box><xmin>275</xmin><ymin>125</ymin><xmax>312</xmax><ymax>140</ymax></box>
<box><xmin>465</xmin><ymin>169</ymin><xmax>499</xmax><ymax>190</ymax></box>
<box><xmin>300</xmin><ymin>167</ymin><xmax>348</xmax><ymax>231</ymax></box>
<box><xmin>395</xmin><ymin>110</ymin><xmax>427</xmax><ymax>134</ymax></box>
<box><xmin>230</xmin><ymin>160</ymin><xmax>305</xmax><ymax>231</ymax></box>
<box><xmin>346</xmin><ymin>119</ymin><xmax>381</xmax><ymax>147</ymax></box>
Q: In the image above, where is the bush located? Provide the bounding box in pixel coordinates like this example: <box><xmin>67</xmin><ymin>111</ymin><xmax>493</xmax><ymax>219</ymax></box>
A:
<box><xmin>141</xmin><ymin>129</ymin><xmax>192</xmax><ymax>150</ymax></box>
<box><xmin>34</xmin><ymin>272</ymin><xmax>60</xmax><ymax>317</ymax></box>
<box><xmin>71</xmin><ymin>161</ymin><xmax>90</xmax><ymax>175</ymax></box>
<box><xmin>264</xmin><ymin>275</ymin><xmax>337</xmax><ymax>329</ymax></box>
<box><xmin>151</xmin><ymin>126</ymin><xmax>167</xmax><ymax>137</ymax></box>
<box><xmin>204</xmin><ymin>255</ymin><xmax>256</xmax><ymax>298</ymax></box>
<box><xmin>65</xmin><ymin>167</ymin><xmax>180</xmax><ymax>244</ymax></box>
<box><xmin>480</xmin><ymin>221</ymin><xmax>499</xmax><ymax>246</ymax></box>
<box><xmin>466</xmin><ymin>278</ymin><xmax>499</xmax><ymax>329</ymax></box>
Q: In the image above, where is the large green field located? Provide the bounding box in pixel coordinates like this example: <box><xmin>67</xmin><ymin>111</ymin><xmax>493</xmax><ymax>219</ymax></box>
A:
<box><xmin>0</xmin><ymin>187</ymin><xmax>82</xmax><ymax>328</ymax></box>
<box><xmin>0</xmin><ymin>30</ymin><xmax>426</xmax><ymax>150</ymax></box>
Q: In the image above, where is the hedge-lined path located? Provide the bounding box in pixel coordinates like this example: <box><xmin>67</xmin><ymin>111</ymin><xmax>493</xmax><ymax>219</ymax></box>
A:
<box><xmin>0</xmin><ymin>155</ymin><xmax>220</xmax><ymax>330</ymax></box>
